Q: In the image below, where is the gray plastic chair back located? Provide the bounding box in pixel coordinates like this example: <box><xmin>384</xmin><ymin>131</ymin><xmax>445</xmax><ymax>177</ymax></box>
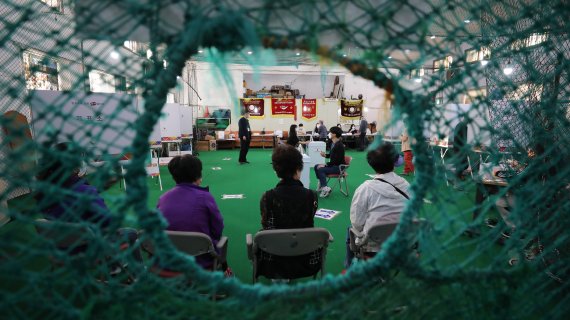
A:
<box><xmin>165</xmin><ymin>231</ymin><xmax>215</xmax><ymax>257</ymax></box>
<box><xmin>367</xmin><ymin>222</ymin><xmax>398</xmax><ymax>246</ymax></box>
<box><xmin>254</xmin><ymin>228</ymin><xmax>330</xmax><ymax>256</ymax></box>
<box><xmin>34</xmin><ymin>218</ymin><xmax>92</xmax><ymax>249</ymax></box>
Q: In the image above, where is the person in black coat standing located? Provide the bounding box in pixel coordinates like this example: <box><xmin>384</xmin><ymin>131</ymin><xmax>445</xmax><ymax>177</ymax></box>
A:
<box><xmin>238</xmin><ymin>111</ymin><xmax>252</xmax><ymax>164</ymax></box>
<box><xmin>358</xmin><ymin>116</ymin><xmax>368</xmax><ymax>151</ymax></box>
<box><xmin>453</xmin><ymin>116</ymin><xmax>469</xmax><ymax>181</ymax></box>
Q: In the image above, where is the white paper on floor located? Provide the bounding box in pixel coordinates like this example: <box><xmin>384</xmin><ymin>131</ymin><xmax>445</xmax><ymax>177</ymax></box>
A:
<box><xmin>212</xmin><ymin>167</ymin><xmax>222</xmax><ymax>170</ymax></box>
<box><xmin>315</xmin><ymin>208</ymin><xmax>340</xmax><ymax>220</ymax></box>
<box><xmin>222</xmin><ymin>194</ymin><xmax>244</xmax><ymax>199</ymax></box>
<box><xmin>222</xmin><ymin>158</ymin><xmax>231</xmax><ymax>160</ymax></box>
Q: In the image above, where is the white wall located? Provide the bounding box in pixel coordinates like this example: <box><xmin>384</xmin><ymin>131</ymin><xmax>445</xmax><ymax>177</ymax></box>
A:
<box><xmin>243</xmin><ymin>73</ymin><xmax>342</xmax><ymax>99</ymax></box>
<box><xmin>191</xmin><ymin>62</ymin><xmax>398</xmax><ymax>133</ymax></box>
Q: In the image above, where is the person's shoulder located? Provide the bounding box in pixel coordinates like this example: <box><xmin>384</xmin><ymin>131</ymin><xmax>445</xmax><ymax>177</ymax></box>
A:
<box><xmin>355</xmin><ymin>180</ymin><xmax>373</xmax><ymax>193</ymax></box>
<box><xmin>73</xmin><ymin>180</ymin><xmax>100</xmax><ymax>195</ymax></box>
<box><xmin>392</xmin><ymin>174</ymin><xmax>410</xmax><ymax>187</ymax></box>
<box><xmin>303</xmin><ymin>187</ymin><xmax>317</xmax><ymax>198</ymax></box>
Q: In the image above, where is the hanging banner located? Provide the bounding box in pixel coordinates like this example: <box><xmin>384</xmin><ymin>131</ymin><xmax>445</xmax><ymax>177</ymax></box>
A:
<box><xmin>301</xmin><ymin>99</ymin><xmax>317</xmax><ymax>120</ymax></box>
<box><xmin>340</xmin><ymin>99</ymin><xmax>363</xmax><ymax>118</ymax></box>
<box><xmin>240</xmin><ymin>98</ymin><xmax>265</xmax><ymax>119</ymax></box>
<box><xmin>271</xmin><ymin>98</ymin><xmax>295</xmax><ymax>117</ymax></box>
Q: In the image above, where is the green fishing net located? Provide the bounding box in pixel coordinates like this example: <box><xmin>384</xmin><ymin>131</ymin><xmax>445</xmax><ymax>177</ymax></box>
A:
<box><xmin>1</xmin><ymin>0</ymin><xmax>569</xmax><ymax>318</ymax></box>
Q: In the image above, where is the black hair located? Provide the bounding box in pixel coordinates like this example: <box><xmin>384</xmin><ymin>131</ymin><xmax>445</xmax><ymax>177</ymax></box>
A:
<box><xmin>168</xmin><ymin>154</ymin><xmax>202</xmax><ymax>184</ymax></box>
<box><xmin>271</xmin><ymin>145</ymin><xmax>303</xmax><ymax>179</ymax></box>
<box><xmin>36</xmin><ymin>142</ymin><xmax>81</xmax><ymax>182</ymax></box>
<box><xmin>298</xmin><ymin>123</ymin><xmax>304</xmax><ymax>127</ymax></box>
<box><xmin>329</xmin><ymin>126</ymin><xmax>343</xmax><ymax>138</ymax></box>
<box><xmin>287</xmin><ymin>124</ymin><xmax>299</xmax><ymax>146</ymax></box>
<box><xmin>367</xmin><ymin>142</ymin><xmax>398</xmax><ymax>174</ymax></box>
<box><xmin>289</xmin><ymin>124</ymin><xmax>298</xmax><ymax>138</ymax></box>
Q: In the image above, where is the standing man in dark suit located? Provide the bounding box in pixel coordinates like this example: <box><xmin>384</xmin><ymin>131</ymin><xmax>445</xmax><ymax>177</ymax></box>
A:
<box><xmin>358</xmin><ymin>116</ymin><xmax>368</xmax><ymax>151</ymax></box>
<box><xmin>453</xmin><ymin>116</ymin><xmax>469</xmax><ymax>181</ymax></box>
<box><xmin>238</xmin><ymin>111</ymin><xmax>252</xmax><ymax>164</ymax></box>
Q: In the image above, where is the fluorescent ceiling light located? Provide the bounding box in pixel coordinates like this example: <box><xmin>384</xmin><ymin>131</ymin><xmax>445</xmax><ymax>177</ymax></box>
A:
<box><xmin>110</xmin><ymin>51</ymin><xmax>120</xmax><ymax>60</ymax></box>
<box><xmin>503</xmin><ymin>66</ymin><xmax>514</xmax><ymax>75</ymax></box>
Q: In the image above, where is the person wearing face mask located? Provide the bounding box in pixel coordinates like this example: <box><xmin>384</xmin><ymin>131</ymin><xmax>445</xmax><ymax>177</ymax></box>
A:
<box><xmin>314</xmin><ymin>127</ymin><xmax>345</xmax><ymax>198</ymax></box>
<box><xmin>317</xmin><ymin>120</ymin><xmax>327</xmax><ymax>141</ymax></box>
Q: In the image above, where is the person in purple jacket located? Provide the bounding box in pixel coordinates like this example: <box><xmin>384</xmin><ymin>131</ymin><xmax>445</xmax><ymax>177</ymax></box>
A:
<box><xmin>36</xmin><ymin>142</ymin><xmax>140</xmax><ymax>261</ymax></box>
<box><xmin>36</xmin><ymin>142</ymin><xmax>112</xmax><ymax>227</ymax></box>
<box><xmin>157</xmin><ymin>154</ymin><xmax>225</xmax><ymax>270</ymax></box>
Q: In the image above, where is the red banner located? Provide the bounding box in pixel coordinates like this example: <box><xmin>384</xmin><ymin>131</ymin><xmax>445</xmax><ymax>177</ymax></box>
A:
<box><xmin>301</xmin><ymin>99</ymin><xmax>317</xmax><ymax>120</ymax></box>
<box><xmin>271</xmin><ymin>98</ymin><xmax>295</xmax><ymax>117</ymax></box>
<box><xmin>340</xmin><ymin>99</ymin><xmax>363</xmax><ymax>118</ymax></box>
<box><xmin>240</xmin><ymin>98</ymin><xmax>264</xmax><ymax>118</ymax></box>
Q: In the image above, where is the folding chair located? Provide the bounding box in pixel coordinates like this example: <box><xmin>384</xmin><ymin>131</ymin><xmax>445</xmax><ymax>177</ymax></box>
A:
<box><xmin>34</xmin><ymin>219</ymin><xmax>139</xmax><ymax>281</ymax></box>
<box><xmin>349</xmin><ymin>221</ymin><xmax>398</xmax><ymax>260</ymax></box>
<box><xmin>246</xmin><ymin>228</ymin><xmax>331</xmax><ymax>283</ymax></box>
<box><xmin>34</xmin><ymin>218</ymin><xmax>94</xmax><ymax>266</ymax></box>
<box><xmin>349</xmin><ymin>218</ymin><xmax>429</xmax><ymax>261</ymax></box>
<box><xmin>326</xmin><ymin>155</ymin><xmax>352</xmax><ymax>197</ymax></box>
<box><xmin>146</xmin><ymin>151</ymin><xmax>163</xmax><ymax>191</ymax></box>
<box><xmin>141</xmin><ymin>231</ymin><xmax>228</xmax><ymax>277</ymax></box>
<box><xmin>119</xmin><ymin>157</ymin><xmax>130</xmax><ymax>190</ymax></box>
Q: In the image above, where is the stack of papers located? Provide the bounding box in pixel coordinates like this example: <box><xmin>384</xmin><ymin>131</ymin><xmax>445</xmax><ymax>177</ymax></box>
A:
<box><xmin>315</xmin><ymin>208</ymin><xmax>340</xmax><ymax>220</ymax></box>
<box><xmin>221</xmin><ymin>194</ymin><xmax>244</xmax><ymax>199</ymax></box>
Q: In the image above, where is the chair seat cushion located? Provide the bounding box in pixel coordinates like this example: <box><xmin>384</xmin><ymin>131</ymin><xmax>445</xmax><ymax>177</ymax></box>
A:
<box><xmin>326</xmin><ymin>173</ymin><xmax>347</xmax><ymax>177</ymax></box>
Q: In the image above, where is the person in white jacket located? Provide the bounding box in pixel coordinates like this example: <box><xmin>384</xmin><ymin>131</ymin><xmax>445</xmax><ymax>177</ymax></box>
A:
<box><xmin>345</xmin><ymin>142</ymin><xmax>409</xmax><ymax>267</ymax></box>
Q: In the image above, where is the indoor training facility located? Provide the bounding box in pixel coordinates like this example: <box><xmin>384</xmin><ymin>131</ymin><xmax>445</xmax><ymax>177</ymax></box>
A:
<box><xmin>0</xmin><ymin>0</ymin><xmax>569</xmax><ymax>319</ymax></box>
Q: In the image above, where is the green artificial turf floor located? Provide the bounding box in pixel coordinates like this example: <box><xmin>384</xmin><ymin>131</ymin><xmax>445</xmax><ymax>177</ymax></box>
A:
<box><xmin>101</xmin><ymin>148</ymin><xmax>500</xmax><ymax>283</ymax></box>
<box><xmin>2</xmin><ymin>147</ymin><xmax>505</xmax><ymax>285</ymax></box>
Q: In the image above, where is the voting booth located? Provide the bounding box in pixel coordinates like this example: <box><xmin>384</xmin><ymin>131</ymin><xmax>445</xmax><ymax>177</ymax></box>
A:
<box><xmin>300</xmin><ymin>154</ymin><xmax>311</xmax><ymax>188</ymax></box>
<box><xmin>307</xmin><ymin>141</ymin><xmax>326</xmax><ymax>166</ymax></box>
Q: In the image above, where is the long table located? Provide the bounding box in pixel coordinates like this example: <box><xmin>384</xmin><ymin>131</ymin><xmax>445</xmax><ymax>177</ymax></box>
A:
<box><xmin>473</xmin><ymin>165</ymin><xmax>508</xmax><ymax>221</ymax></box>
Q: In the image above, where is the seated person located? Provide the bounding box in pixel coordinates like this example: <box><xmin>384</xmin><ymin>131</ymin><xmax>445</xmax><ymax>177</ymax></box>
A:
<box><xmin>345</xmin><ymin>142</ymin><xmax>409</xmax><ymax>267</ymax></box>
<box><xmin>259</xmin><ymin>145</ymin><xmax>320</xmax><ymax>279</ymax></box>
<box><xmin>36</xmin><ymin>142</ymin><xmax>139</xmax><ymax>260</ymax></box>
<box><xmin>157</xmin><ymin>155</ymin><xmax>224</xmax><ymax>270</ymax></box>
<box><xmin>494</xmin><ymin>145</ymin><xmax>538</xmax><ymax>233</ymax></box>
<box><xmin>296</xmin><ymin>123</ymin><xmax>305</xmax><ymax>135</ymax></box>
<box><xmin>286</xmin><ymin>124</ymin><xmax>300</xmax><ymax>147</ymax></box>
<box><xmin>348</xmin><ymin>124</ymin><xmax>357</xmax><ymax>135</ymax></box>
<box><xmin>314</xmin><ymin>126</ymin><xmax>345</xmax><ymax>198</ymax></box>
<box><xmin>36</xmin><ymin>143</ymin><xmax>111</xmax><ymax>228</ymax></box>
<box><xmin>316</xmin><ymin>120</ymin><xmax>327</xmax><ymax>141</ymax></box>
<box><xmin>370</xmin><ymin>122</ymin><xmax>377</xmax><ymax>134</ymax></box>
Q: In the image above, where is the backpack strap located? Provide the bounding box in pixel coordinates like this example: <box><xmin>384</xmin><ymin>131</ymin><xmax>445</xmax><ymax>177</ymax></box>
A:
<box><xmin>374</xmin><ymin>178</ymin><xmax>410</xmax><ymax>200</ymax></box>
